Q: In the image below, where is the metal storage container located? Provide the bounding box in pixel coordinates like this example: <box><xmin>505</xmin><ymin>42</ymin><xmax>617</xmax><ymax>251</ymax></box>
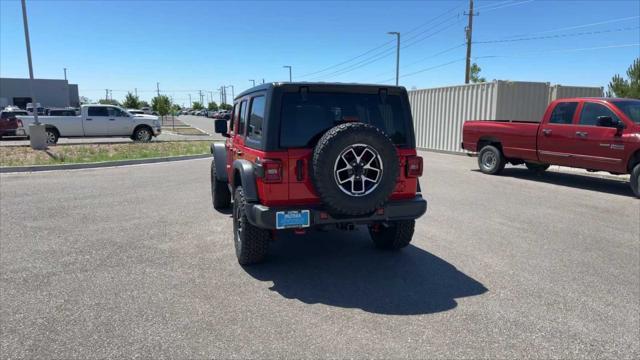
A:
<box><xmin>549</xmin><ymin>84</ymin><xmax>603</xmax><ymax>101</ymax></box>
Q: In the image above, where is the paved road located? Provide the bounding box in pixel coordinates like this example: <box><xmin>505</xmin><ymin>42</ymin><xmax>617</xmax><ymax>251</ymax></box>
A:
<box><xmin>1</xmin><ymin>152</ymin><xmax>638</xmax><ymax>358</ymax></box>
<box><xmin>178</xmin><ymin>115</ymin><xmax>216</xmax><ymax>136</ymax></box>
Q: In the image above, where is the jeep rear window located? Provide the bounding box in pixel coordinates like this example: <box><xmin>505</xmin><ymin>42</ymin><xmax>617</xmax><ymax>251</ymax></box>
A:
<box><xmin>279</xmin><ymin>92</ymin><xmax>409</xmax><ymax>148</ymax></box>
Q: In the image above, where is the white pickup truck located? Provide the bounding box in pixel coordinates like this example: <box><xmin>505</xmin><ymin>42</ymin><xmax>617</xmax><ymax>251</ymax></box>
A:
<box><xmin>18</xmin><ymin>104</ymin><xmax>161</xmax><ymax>144</ymax></box>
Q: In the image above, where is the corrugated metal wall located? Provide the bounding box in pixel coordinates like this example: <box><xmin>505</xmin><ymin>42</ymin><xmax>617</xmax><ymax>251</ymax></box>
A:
<box><xmin>549</xmin><ymin>85</ymin><xmax>603</xmax><ymax>101</ymax></box>
<box><xmin>408</xmin><ymin>80</ymin><xmax>605</xmax><ymax>153</ymax></box>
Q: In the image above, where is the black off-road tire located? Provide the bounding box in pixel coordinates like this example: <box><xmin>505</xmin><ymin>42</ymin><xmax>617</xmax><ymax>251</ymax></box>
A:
<box><xmin>478</xmin><ymin>145</ymin><xmax>506</xmax><ymax>175</ymax></box>
<box><xmin>525</xmin><ymin>162</ymin><xmax>550</xmax><ymax>173</ymax></box>
<box><xmin>45</xmin><ymin>128</ymin><xmax>59</xmax><ymax>144</ymax></box>
<box><xmin>233</xmin><ymin>187</ymin><xmax>269</xmax><ymax>265</ymax></box>
<box><xmin>311</xmin><ymin>122</ymin><xmax>399</xmax><ymax>216</ymax></box>
<box><xmin>369</xmin><ymin>220</ymin><xmax>416</xmax><ymax>250</ymax></box>
<box><xmin>211</xmin><ymin>159</ymin><xmax>231</xmax><ymax>209</ymax></box>
<box><xmin>630</xmin><ymin>163</ymin><xmax>640</xmax><ymax>198</ymax></box>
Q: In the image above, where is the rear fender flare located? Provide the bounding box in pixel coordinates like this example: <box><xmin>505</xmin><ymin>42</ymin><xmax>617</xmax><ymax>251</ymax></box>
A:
<box><xmin>232</xmin><ymin>159</ymin><xmax>259</xmax><ymax>202</ymax></box>
<box><xmin>211</xmin><ymin>142</ymin><xmax>228</xmax><ymax>182</ymax></box>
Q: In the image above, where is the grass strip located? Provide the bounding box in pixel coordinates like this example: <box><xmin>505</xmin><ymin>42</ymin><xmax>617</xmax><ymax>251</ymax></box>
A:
<box><xmin>0</xmin><ymin>141</ymin><xmax>212</xmax><ymax>167</ymax></box>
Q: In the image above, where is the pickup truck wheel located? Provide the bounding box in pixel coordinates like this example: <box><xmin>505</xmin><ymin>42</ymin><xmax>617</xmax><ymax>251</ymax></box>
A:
<box><xmin>133</xmin><ymin>126</ymin><xmax>153</xmax><ymax>142</ymax></box>
<box><xmin>311</xmin><ymin>122</ymin><xmax>399</xmax><ymax>216</ymax></box>
<box><xmin>369</xmin><ymin>220</ymin><xmax>415</xmax><ymax>250</ymax></box>
<box><xmin>525</xmin><ymin>162</ymin><xmax>550</xmax><ymax>173</ymax></box>
<box><xmin>45</xmin><ymin>128</ymin><xmax>59</xmax><ymax>144</ymax></box>
<box><xmin>233</xmin><ymin>186</ymin><xmax>269</xmax><ymax>265</ymax></box>
<box><xmin>478</xmin><ymin>145</ymin><xmax>505</xmax><ymax>175</ymax></box>
<box><xmin>211</xmin><ymin>160</ymin><xmax>231</xmax><ymax>209</ymax></box>
<box><xmin>631</xmin><ymin>163</ymin><xmax>640</xmax><ymax>198</ymax></box>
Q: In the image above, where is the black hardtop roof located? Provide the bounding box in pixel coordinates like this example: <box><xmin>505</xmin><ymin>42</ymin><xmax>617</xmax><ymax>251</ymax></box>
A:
<box><xmin>234</xmin><ymin>82</ymin><xmax>407</xmax><ymax>101</ymax></box>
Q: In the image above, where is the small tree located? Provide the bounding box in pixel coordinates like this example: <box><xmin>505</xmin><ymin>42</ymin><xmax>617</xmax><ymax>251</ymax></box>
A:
<box><xmin>607</xmin><ymin>58</ymin><xmax>639</xmax><ymax>99</ymax></box>
<box><xmin>219</xmin><ymin>103</ymin><xmax>232</xmax><ymax>111</ymax></box>
<box><xmin>171</xmin><ymin>104</ymin><xmax>182</xmax><ymax>112</ymax></box>
<box><xmin>122</xmin><ymin>92</ymin><xmax>141</xmax><ymax>109</ymax></box>
<box><xmin>207</xmin><ymin>101</ymin><xmax>219</xmax><ymax>111</ymax></box>
<box><xmin>139</xmin><ymin>100</ymin><xmax>150</xmax><ymax>108</ymax></box>
<box><xmin>151</xmin><ymin>95</ymin><xmax>171</xmax><ymax>117</ymax></box>
<box><xmin>192</xmin><ymin>101</ymin><xmax>204</xmax><ymax>110</ymax></box>
<box><xmin>470</xmin><ymin>63</ymin><xmax>486</xmax><ymax>83</ymax></box>
<box><xmin>98</xmin><ymin>99</ymin><xmax>120</xmax><ymax>106</ymax></box>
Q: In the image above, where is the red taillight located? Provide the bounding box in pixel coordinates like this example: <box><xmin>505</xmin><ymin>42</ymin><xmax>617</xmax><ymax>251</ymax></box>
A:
<box><xmin>261</xmin><ymin>159</ymin><xmax>282</xmax><ymax>183</ymax></box>
<box><xmin>406</xmin><ymin>156</ymin><xmax>423</xmax><ymax>178</ymax></box>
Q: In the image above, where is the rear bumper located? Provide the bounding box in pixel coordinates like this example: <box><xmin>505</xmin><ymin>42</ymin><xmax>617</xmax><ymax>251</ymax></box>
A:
<box><xmin>245</xmin><ymin>195</ymin><xmax>427</xmax><ymax>230</ymax></box>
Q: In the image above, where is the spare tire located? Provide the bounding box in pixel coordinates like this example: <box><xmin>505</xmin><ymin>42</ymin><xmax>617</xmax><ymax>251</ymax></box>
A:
<box><xmin>311</xmin><ymin>122</ymin><xmax>399</xmax><ymax>216</ymax></box>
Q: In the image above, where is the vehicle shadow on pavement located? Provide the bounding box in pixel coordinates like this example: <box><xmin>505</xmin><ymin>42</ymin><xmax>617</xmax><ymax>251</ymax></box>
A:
<box><xmin>491</xmin><ymin>168</ymin><xmax>633</xmax><ymax>197</ymax></box>
<box><xmin>244</xmin><ymin>229</ymin><xmax>487</xmax><ymax>315</ymax></box>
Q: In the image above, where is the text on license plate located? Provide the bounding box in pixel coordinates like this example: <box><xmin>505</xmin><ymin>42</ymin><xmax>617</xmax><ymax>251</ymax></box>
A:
<box><xmin>276</xmin><ymin>210</ymin><xmax>310</xmax><ymax>229</ymax></box>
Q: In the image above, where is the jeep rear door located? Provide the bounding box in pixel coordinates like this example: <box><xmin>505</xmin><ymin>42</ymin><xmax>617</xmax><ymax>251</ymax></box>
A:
<box><xmin>279</xmin><ymin>90</ymin><xmax>414</xmax><ymax>204</ymax></box>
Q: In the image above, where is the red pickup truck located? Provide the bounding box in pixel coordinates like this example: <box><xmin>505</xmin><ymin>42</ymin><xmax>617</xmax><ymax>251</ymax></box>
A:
<box><xmin>462</xmin><ymin>98</ymin><xmax>640</xmax><ymax>197</ymax></box>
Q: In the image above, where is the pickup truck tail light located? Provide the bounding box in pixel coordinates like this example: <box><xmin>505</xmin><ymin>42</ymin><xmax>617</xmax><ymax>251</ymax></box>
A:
<box><xmin>406</xmin><ymin>156</ymin><xmax>423</xmax><ymax>178</ymax></box>
<box><xmin>261</xmin><ymin>159</ymin><xmax>282</xmax><ymax>183</ymax></box>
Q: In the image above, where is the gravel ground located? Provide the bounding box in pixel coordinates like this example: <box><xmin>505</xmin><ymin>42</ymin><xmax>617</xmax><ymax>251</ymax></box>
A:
<box><xmin>1</xmin><ymin>151</ymin><xmax>638</xmax><ymax>359</ymax></box>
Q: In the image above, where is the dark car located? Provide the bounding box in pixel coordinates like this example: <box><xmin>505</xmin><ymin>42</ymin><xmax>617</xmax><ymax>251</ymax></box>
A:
<box><xmin>210</xmin><ymin>82</ymin><xmax>427</xmax><ymax>264</ymax></box>
<box><xmin>0</xmin><ymin>108</ymin><xmax>28</xmax><ymax>139</ymax></box>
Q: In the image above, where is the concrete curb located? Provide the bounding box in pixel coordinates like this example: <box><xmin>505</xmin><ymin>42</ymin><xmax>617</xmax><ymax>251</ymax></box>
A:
<box><xmin>0</xmin><ymin>153</ymin><xmax>211</xmax><ymax>173</ymax></box>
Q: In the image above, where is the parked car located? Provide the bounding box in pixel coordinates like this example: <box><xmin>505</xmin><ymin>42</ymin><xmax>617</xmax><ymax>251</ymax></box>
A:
<box><xmin>210</xmin><ymin>82</ymin><xmax>427</xmax><ymax>264</ymax></box>
<box><xmin>18</xmin><ymin>104</ymin><xmax>161</xmax><ymax>144</ymax></box>
<box><xmin>207</xmin><ymin>110</ymin><xmax>217</xmax><ymax>118</ymax></box>
<box><xmin>462</xmin><ymin>97</ymin><xmax>640</xmax><ymax>197</ymax></box>
<box><xmin>0</xmin><ymin>107</ymin><xmax>27</xmax><ymax>139</ymax></box>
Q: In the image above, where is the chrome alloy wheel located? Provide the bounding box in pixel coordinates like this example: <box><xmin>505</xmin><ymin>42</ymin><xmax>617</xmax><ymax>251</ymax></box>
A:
<box><xmin>481</xmin><ymin>150</ymin><xmax>497</xmax><ymax>170</ymax></box>
<box><xmin>333</xmin><ymin>143</ymin><xmax>383</xmax><ymax>197</ymax></box>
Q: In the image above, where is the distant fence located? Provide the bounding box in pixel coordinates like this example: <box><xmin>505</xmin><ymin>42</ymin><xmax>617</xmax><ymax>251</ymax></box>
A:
<box><xmin>408</xmin><ymin>80</ymin><xmax>603</xmax><ymax>153</ymax></box>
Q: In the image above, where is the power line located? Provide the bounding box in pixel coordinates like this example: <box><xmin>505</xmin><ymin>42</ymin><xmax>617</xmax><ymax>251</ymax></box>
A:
<box><xmin>298</xmin><ymin>1</ymin><xmax>465</xmax><ymax>80</ymax></box>
<box><xmin>505</xmin><ymin>15</ymin><xmax>640</xmax><ymax>38</ymax></box>
<box><xmin>477</xmin><ymin>0</ymin><xmax>534</xmax><ymax>12</ymax></box>
<box><xmin>378</xmin><ymin>58</ymin><xmax>466</xmax><ymax>83</ymax></box>
<box><xmin>474</xmin><ymin>26</ymin><xmax>639</xmax><ymax>44</ymax></box>
<box><xmin>475</xmin><ymin>43</ymin><xmax>640</xmax><ymax>59</ymax></box>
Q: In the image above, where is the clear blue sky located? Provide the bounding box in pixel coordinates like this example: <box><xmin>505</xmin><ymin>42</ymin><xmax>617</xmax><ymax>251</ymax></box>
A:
<box><xmin>1</xmin><ymin>0</ymin><xmax>638</xmax><ymax>106</ymax></box>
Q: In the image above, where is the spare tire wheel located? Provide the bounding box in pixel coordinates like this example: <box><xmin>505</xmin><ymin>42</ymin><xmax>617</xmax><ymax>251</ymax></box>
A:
<box><xmin>311</xmin><ymin>122</ymin><xmax>399</xmax><ymax>216</ymax></box>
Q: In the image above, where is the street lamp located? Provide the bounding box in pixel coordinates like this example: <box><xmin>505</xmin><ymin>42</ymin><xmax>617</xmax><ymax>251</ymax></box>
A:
<box><xmin>388</xmin><ymin>31</ymin><xmax>400</xmax><ymax>86</ymax></box>
<box><xmin>225</xmin><ymin>85</ymin><xmax>235</xmax><ymax>101</ymax></box>
<box><xmin>249</xmin><ymin>79</ymin><xmax>256</xmax><ymax>87</ymax></box>
<box><xmin>283</xmin><ymin>65</ymin><xmax>292</xmax><ymax>82</ymax></box>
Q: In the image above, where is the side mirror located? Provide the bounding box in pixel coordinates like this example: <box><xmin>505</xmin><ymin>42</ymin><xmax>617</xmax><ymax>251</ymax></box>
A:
<box><xmin>214</xmin><ymin>119</ymin><xmax>229</xmax><ymax>137</ymax></box>
<box><xmin>597</xmin><ymin>116</ymin><xmax>625</xmax><ymax>135</ymax></box>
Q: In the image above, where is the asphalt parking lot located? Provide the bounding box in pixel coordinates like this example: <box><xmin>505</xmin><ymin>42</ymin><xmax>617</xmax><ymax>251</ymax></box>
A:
<box><xmin>1</xmin><ymin>151</ymin><xmax>638</xmax><ymax>358</ymax></box>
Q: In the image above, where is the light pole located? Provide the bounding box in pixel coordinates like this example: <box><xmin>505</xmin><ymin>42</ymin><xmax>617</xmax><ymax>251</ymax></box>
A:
<box><xmin>388</xmin><ymin>32</ymin><xmax>400</xmax><ymax>86</ymax></box>
<box><xmin>21</xmin><ymin>1</ymin><xmax>47</xmax><ymax>148</ymax></box>
<box><xmin>249</xmin><ymin>79</ymin><xmax>256</xmax><ymax>87</ymax></box>
<box><xmin>283</xmin><ymin>65</ymin><xmax>292</xmax><ymax>82</ymax></box>
<box><xmin>225</xmin><ymin>85</ymin><xmax>235</xmax><ymax>101</ymax></box>
<box><xmin>63</xmin><ymin>67</ymin><xmax>70</xmax><ymax>107</ymax></box>
<box><xmin>63</xmin><ymin>67</ymin><xmax>67</xmax><ymax>80</ymax></box>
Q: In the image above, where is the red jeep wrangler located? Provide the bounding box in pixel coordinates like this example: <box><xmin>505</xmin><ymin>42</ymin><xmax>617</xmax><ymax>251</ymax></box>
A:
<box><xmin>211</xmin><ymin>83</ymin><xmax>427</xmax><ymax>264</ymax></box>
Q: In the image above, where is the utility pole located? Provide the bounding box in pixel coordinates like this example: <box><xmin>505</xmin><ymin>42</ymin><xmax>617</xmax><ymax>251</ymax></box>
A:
<box><xmin>105</xmin><ymin>89</ymin><xmax>109</xmax><ymax>101</ymax></box>
<box><xmin>199</xmin><ymin>90</ymin><xmax>203</xmax><ymax>105</ymax></box>
<box><xmin>188</xmin><ymin>93</ymin><xmax>192</xmax><ymax>108</ymax></box>
<box><xmin>156</xmin><ymin>82</ymin><xmax>160</xmax><ymax>97</ymax></box>
<box><xmin>109</xmin><ymin>90</ymin><xmax>113</xmax><ymax>100</ymax></box>
<box><xmin>208</xmin><ymin>91</ymin><xmax>214</xmax><ymax>104</ymax></box>
<box><xmin>283</xmin><ymin>65</ymin><xmax>292</xmax><ymax>82</ymax></box>
<box><xmin>464</xmin><ymin>0</ymin><xmax>478</xmax><ymax>84</ymax></box>
<box><xmin>63</xmin><ymin>67</ymin><xmax>70</xmax><ymax>107</ymax></box>
<box><xmin>63</xmin><ymin>67</ymin><xmax>67</xmax><ymax>80</ymax></box>
<box><xmin>135</xmin><ymin>88</ymin><xmax>137</xmax><ymax>97</ymax></box>
<box><xmin>387</xmin><ymin>32</ymin><xmax>400</xmax><ymax>86</ymax></box>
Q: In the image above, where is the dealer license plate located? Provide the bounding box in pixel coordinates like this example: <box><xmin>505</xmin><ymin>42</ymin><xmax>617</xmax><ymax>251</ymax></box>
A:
<box><xmin>276</xmin><ymin>210</ymin><xmax>310</xmax><ymax>229</ymax></box>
